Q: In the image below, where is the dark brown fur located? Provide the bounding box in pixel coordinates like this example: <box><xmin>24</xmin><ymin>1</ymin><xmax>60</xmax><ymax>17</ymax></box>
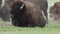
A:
<box><xmin>10</xmin><ymin>0</ymin><xmax>46</xmax><ymax>27</ymax></box>
<box><xmin>24</xmin><ymin>0</ymin><xmax>48</xmax><ymax>19</ymax></box>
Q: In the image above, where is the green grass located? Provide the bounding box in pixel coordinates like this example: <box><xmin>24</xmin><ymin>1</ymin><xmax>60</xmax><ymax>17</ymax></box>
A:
<box><xmin>0</xmin><ymin>19</ymin><xmax>60</xmax><ymax>34</ymax></box>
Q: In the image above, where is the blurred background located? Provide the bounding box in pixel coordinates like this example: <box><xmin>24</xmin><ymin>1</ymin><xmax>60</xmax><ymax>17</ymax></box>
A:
<box><xmin>0</xmin><ymin>0</ymin><xmax>60</xmax><ymax>34</ymax></box>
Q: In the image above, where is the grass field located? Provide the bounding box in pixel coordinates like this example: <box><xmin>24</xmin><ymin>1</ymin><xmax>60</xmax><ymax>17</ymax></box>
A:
<box><xmin>0</xmin><ymin>19</ymin><xmax>60</xmax><ymax>34</ymax></box>
<box><xmin>0</xmin><ymin>0</ymin><xmax>60</xmax><ymax>34</ymax></box>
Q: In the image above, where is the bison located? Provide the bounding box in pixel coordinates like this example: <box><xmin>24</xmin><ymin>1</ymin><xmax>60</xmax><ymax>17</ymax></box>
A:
<box><xmin>49</xmin><ymin>2</ymin><xmax>60</xmax><ymax>20</ymax></box>
<box><xmin>0</xmin><ymin>0</ymin><xmax>10</xmax><ymax>21</ymax></box>
<box><xmin>10</xmin><ymin>0</ymin><xmax>47</xmax><ymax>27</ymax></box>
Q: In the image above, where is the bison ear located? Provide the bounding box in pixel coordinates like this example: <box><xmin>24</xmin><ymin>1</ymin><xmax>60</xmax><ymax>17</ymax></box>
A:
<box><xmin>20</xmin><ymin>4</ymin><xmax>24</xmax><ymax>9</ymax></box>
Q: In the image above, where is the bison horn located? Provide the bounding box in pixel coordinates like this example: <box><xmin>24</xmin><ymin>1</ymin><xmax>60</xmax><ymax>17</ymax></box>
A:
<box><xmin>41</xmin><ymin>10</ymin><xmax>47</xmax><ymax>20</ymax></box>
<box><xmin>20</xmin><ymin>4</ymin><xmax>24</xmax><ymax>9</ymax></box>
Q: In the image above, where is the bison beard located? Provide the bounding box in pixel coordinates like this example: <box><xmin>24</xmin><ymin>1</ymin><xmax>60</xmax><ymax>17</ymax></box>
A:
<box><xmin>10</xmin><ymin>0</ymin><xmax>46</xmax><ymax>27</ymax></box>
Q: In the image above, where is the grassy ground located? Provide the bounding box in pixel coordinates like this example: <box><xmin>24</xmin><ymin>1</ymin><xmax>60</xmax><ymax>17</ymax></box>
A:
<box><xmin>0</xmin><ymin>19</ymin><xmax>60</xmax><ymax>34</ymax></box>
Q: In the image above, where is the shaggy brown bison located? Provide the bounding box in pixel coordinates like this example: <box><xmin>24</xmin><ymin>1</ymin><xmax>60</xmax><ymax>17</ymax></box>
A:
<box><xmin>49</xmin><ymin>2</ymin><xmax>60</xmax><ymax>20</ymax></box>
<box><xmin>10</xmin><ymin>0</ymin><xmax>47</xmax><ymax>27</ymax></box>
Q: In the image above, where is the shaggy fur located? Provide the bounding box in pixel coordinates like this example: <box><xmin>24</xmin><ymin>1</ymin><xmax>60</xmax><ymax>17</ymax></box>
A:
<box><xmin>10</xmin><ymin>0</ymin><xmax>46</xmax><ymax>27</ymax></box>
<box><xmin>24</xmin><ymin>0</ymin><xmax>48</xmax><ymax>19</ymax></box>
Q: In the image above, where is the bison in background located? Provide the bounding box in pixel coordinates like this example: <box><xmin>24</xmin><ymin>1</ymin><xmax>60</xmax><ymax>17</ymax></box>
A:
<box><xmin>0</xmin><ymin>0</ymin><xmax>10</xmax><ymax>21</ymax></box>
<box><xmin>49</xmin><ymin>2</ymin><xmax>60</xmax><ymax>20</ymax></box>
<box><xmin>0</xmin><ymin>3</ymin><xmax>10</xmax><ymax>21</ymax></box>
<box><xmin>10</xmin><ymin>0</ymin><xmax>47</xmax><ymax>27</ymax></box>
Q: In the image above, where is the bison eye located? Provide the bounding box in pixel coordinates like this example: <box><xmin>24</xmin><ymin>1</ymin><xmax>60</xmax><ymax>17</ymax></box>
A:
<box><xmin>20</xmin><ymin>4</ymin><xmax>24</xmax><ymax>9</ymax></box>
